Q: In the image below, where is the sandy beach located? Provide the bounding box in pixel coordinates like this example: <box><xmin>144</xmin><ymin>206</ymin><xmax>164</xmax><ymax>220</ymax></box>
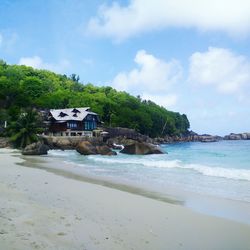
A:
<box><xmin>1</xmin><ymin>148</ymin><xmax>250</xmax><ymax>250</ymax></box>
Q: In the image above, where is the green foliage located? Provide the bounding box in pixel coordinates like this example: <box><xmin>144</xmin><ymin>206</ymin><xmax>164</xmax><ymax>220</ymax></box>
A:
<box><xmin>7</xmin><ymin>109</ymin><xmax>44</xmax><ymax>148</ymax></box>
<box><xmin>0</xmin><ymin>60</ymin><xmax>190</xmax><ymax>138</ymax></box>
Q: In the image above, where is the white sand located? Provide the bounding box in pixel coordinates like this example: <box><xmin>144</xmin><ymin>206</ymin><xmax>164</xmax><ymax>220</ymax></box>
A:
<box><xmin>1</xmin><ymin>148</ymin><xmax>250</xmax><ymax>250</ymax></box>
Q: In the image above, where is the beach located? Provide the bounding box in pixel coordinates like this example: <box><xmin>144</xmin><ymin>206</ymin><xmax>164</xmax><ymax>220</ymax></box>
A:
<box><xmin>1</xmin><ymin>148</ymin><xmax>250</xmax><ymax>250</ymax></box>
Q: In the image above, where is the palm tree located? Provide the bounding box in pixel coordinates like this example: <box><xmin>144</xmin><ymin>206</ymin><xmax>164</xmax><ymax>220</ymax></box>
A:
<box><xmin>8</xmin><ymin>109</ymin><xmax>44</xmax><ymax>148</ymax></box>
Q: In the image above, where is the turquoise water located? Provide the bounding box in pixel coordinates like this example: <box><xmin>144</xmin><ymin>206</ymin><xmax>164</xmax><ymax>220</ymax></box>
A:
<box><xmin>48</xmin><ymin>140</ymin><xmax>250</xmax><ymax>203</ymax></box>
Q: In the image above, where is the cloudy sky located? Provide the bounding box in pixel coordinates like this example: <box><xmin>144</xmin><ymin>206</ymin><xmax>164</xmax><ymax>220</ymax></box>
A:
<box><xmin>1</xmin><ymin>0</ymin><xmax>250</xmax><ymax>135</ymax></box>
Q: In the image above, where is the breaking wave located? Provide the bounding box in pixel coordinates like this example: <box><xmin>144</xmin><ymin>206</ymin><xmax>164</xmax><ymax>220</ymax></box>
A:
<box><xmin>48</xmin><ymin>150</ymin><xmax>78</xmax><ymax>157</ymax></box>
<box><xmin>88</xmin><ymin>156</ymin><xmax>250</xmax><ymax>182</ymax></box>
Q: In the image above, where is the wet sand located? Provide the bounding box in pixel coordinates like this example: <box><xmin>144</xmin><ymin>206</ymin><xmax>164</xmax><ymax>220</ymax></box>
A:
<box><xmin>1</xmin><ymin>148</ymin><xmax>250</xmax><ymax>250</ymax></box>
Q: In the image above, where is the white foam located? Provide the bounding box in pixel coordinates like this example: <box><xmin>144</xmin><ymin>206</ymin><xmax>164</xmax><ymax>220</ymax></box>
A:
<box><xmin>87</xmin><ymin>155</ymin><xmax>250</xmax><ymax>181</ymax></box>
<box><xmin>113</xmin><ymin>143</ymin><xmax>124</xmax><ymax>150</ymax></box>
<box><xmin>48</xmin><ymin>150</ymin><xmax>78</xmax><ymax>157</ymax></box>
<box><xmin>188</xmin><ymin>164</ymin><xmax>250</xmax><ymax>181</ymax></box>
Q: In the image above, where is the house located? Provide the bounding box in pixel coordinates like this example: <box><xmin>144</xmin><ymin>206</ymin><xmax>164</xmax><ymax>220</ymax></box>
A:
<box><xmin>45</xmin><ymin>107</ymin><xmax>100</xmax><ymax>137</ymax></box>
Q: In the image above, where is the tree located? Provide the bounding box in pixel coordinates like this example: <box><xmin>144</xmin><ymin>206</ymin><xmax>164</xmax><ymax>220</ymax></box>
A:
<box><xmin>0</xmin><ymin>61</ymin><xmax>190</xmax><ymax>138</ymax></box>
<box><xmin>69</xmin><ymin>73</ymin><xmax>80</xmax><ymax>83</ymax></box>
<box><xmin>7</xmin><ymin>109</ymin><xmax>44</xmax><ymax>148</ymax></box>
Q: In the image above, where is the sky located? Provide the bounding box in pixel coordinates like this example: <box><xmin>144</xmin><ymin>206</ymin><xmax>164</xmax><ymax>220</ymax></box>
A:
<box><xmin>1</xmin><ymin>0</ymin><xmax>250</xmax><ymax>135</ymax></box>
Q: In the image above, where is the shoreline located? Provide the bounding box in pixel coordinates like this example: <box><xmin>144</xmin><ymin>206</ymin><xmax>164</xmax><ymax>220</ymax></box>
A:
<box><xmin>1</xmin><ymin>148</ymin><xmax>250</xmax><ymax>249</ymax></box>
<box><xmin>20</xmin><ymin>153</ymin><xmax>184</xmax><ymax>205</ymax></box>
<box><xmin>22</xmin><ymin>149</ymin><xmax>250</xmax><ymax>225</ymax></box>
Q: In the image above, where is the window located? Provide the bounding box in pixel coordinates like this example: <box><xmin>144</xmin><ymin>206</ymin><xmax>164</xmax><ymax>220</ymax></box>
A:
<box><xmin>84</xmin><ymin>121</ymin><xmax>96</xmax><ymax>130</ymax></box>
<box><xmin>67</xmin><ymin>121</ymin><xmax>77</xmax><ymax>129</ymax></box>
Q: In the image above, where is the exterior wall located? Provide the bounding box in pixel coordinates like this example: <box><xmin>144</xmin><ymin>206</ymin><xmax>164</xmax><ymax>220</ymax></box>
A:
<box><xmin>66</xmin><ymin>121</ymin><xmax>84</xmax><ymax>131</ymax></box>
<box><xmin>50</xmin><ymin>122</ymin><xmax>67</xmax><ymax>132</ymax></box>
<box><xmin>48</xmin><ymin>116</ymin><xmax>98</xmax><ymax>137</ymax></box>
<box><xmin>66</xmin><ymin>119</ymin><xmax>97</xmax><ymax>131</ymax></box>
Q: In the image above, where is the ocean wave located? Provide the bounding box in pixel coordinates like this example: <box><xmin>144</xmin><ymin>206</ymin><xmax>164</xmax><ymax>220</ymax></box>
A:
<box><xmin>88</xmin><ymin>156</ymin><xmax>180</xmax><ymax>167</ymax></box>
<box><xmin>87</xmin><ymin>156</ymin><xmax>250</xmax><ymax>181</ymax></box>
<box><xmin>188</xmin><ymin>164</ymin><xmax>250</xmax><ymax>181</ymax></box>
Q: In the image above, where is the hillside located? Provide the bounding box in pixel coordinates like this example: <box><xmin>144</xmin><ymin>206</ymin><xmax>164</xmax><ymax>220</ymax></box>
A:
<box><xmin>0</xmin><ymin>60</ymin><xmax>189</xmax><ymax>137</ymax></box>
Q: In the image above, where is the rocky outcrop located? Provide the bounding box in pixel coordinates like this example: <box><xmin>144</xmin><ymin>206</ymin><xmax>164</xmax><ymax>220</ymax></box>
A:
<box><xmin>106</xmin><ymin>137</ymin><xmax>145</xmax><ymax>148</ymax></box>
<box><xmin>224</xmin><ymin>133</ymin><xmax>250</xmax><ymax>140</ymax></box>
<box><xmin>96</xmin><ymin>145</ymin><xmax>117</xmax><ymax>156</ymax></box>
<box><xmin>76</xmin><ymin>141</ymin><xmax>116</xmax><ymax>156</ymax></box>
<box><xmin>22</xmin><ymin>141</ymin><xmax>49</xmax><ymax>155</ymax></box>
<box><xmin>200</xmin><ymin>135</ymin><xmax>220</xmax><ymax>142</ymax></box>
<box><xmin>120</xmin><ymin>142</ymin><xmax>163</xmax><ymax>155</ymax></box>
<box><xmin>153</xmin><ymin>132</ymin><xmax>222</xmax><ymax>144</ymax></box>
<box><xmin>103</xmin><ymin>127</ymin><xmax>154</xmax><ymax>144</ymax></box>
<box><xmin>41</xmin><ymin>136</ymin><xmax>103</xmax><ymax>150</ymax></box>
<box><xmin>76</xmin><ymin>141</ymin><xmax>97</xmax><ymax>155</ymax></box>
<box><xmin>40</xmin><ymin>135</ymin><xmax>116</xmax><ymax>155</ymax></box>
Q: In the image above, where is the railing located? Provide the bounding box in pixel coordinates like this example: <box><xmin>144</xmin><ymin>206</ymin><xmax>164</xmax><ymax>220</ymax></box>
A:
<box><xmin>44</xmin><ymin>130</ymin><xmax>93</xmax><ymax>137</ymax></box>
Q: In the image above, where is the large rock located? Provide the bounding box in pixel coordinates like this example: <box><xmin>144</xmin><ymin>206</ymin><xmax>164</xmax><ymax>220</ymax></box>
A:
<box><xmin>224</xmin><ymin>133</ymin><xmax>250</xmax><ymax>140</ymax></box>
<box><xmin>0</xmin><ymin>137</ymin><xmax>11</xmax><ymax>148</ymax></box>
<box><xmin>76</xmin><ymin>141</ymin><xmax>97</xmax><ymax>155</ymax></box>
<box><xmin>55</xmin><ymin>138</ymin><xmax>73</xmax><ymax>149</ymax></box>
<box><xmin>224</xmin><ymin>133</ymin><xmax>244</xmax><ymax>140</ymax></box>
<box><xmin>120</xmin><ymin>142</ymin><xmax>163</xmax><ymax>155</ymax></box>
<box><xmin>103</xmin><ymin>127</ymin><xmax>154</xmax><ymax>144</ymax></box>
<box><xmin>41</xmin><ymin>136</ymin><xmax>104</xmax><ymax>150</ymax></box>
<box><xmin>76</xmin><ymin>141</ymin><xmax>116</xmax><ymax>156</ymax></box>
<box><xmin>241</xmin><ymin>133</ymin><xmax>248</xmax><ymax>140</ymax></box>
<box><xmin>152</xmin><ymin>131</ymin><xmax>223</xmax><ymax>143</ymax></box>
<box><xmin>22</xmin><ymin>141</ymin><xmax>49</xmax><ymax>155</ymax></box>
<box><xmin>42</xmin><ymin>136</ymin><xmax>77</xmax><ymax>150</ymax></box>
<box><xmin>106</xmin><ymin>137</ymin><xmax>137</xmax><ymax>149</ymax></box>
<box><xmin>96</xmin><ymin>145</ymin><xmax>117</xmax><ymax>156</ymax></box>
<box><xmin>200</xmin><ymin>135</ymin><xmax>219</xmax><ymax>142</ymax></box>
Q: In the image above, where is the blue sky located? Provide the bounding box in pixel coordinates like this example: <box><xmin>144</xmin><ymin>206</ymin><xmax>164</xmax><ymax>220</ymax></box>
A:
<box><xmin>1</xmin><ymin>0</ymin><xmax>250</xmax><ymax>135</ymax></box>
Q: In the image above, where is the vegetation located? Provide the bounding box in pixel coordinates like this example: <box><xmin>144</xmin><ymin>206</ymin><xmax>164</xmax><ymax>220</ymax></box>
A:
<box><xmin>7</xmin><ymin>109</ymin><xmax>44</xmax><ymax>148</ymax></box>
<box><xmin>0</xmin><ymin>59</ymin><xmax>190</xmax><ymax>138</ymax></box>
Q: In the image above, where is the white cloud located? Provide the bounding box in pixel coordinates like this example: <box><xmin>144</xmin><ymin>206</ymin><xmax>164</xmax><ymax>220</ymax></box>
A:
<box><xmin>18</xmin><ymin>56</ymin><xmax>70</xmax><ymax>73</ymax></box>
<box><xmin>141</xmin><ymin>93</ymin><xmax>177</xmax><ymax>108</ymax></box>
<box><xmin>87</xmin><ymin>0</ymin><xmax>250</xmax><ymax>41</ymax></box>
<box><xmin>112</xmin><ymin>50</ymin><xmax>182</xmax><ymax>93</ymax></box>
<box><xmin>112</xmin><ymin>50</ymin><xmax>181</xmax><ymax>108</ymax></box>
<box><xmin>188</xmin><ymin>47</ymin><xmax>250</xmax><ymax>94</ymax></box>
<box><xmin>19</xmin><ymin>56</ymin><xmax>44</xmax><ymax>69</ymax></box>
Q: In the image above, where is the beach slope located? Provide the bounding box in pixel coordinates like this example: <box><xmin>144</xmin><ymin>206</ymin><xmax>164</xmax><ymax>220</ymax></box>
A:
<box><xmin>0</xmin><ymin>149</ymin><xmax>250</xmax><ymax>250</ymax></box>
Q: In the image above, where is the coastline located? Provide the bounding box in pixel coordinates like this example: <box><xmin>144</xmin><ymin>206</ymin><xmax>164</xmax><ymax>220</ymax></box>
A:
<box><xmin>1</xmin><ymin>148</ymin><xmax>250</xmax><ymax>250</ymax></box>
<box><xmin>21</xmin><ymin>149</ymin><xmax>250</xmax><ymax>225</ymax></box>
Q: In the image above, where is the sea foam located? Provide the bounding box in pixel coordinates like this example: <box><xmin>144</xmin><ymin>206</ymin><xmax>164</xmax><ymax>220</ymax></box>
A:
<box><xmin>88</xmin><ymin>155</ymin><xmax>250</xmax><ymax>181</ymax></box>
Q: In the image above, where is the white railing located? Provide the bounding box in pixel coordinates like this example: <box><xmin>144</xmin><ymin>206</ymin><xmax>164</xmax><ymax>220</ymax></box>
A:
<box><xmin>44</xmin><ymin>130</ymin><xmax>93</xmax><ymax>137</ymax></box>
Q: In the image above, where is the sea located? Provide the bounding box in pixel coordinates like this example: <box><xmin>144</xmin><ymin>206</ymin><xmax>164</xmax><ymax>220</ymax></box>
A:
<box><xmin>48</xmin><ymin>140</ymin><xmax>250</xmax><ymax>222</ymax></box>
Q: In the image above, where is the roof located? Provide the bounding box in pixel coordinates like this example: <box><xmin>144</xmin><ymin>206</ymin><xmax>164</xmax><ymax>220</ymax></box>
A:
<box><xmin>49</xmin><ymin>107</ymin><xmax>98</xmax><ymax>121</ymax></box>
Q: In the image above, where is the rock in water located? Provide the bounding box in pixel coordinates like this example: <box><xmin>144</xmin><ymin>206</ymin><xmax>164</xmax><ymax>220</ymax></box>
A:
<box><xmin>22</xmin><ymin>141</ymin><xmax>49</xmax><ymax>155</ymax></box>
<box><xmin>96</xmin><ymin>145</ymin><xmax>117</xmax><ymax>156</ymax></box>
<box><xmin>76</xmin><ymin>141</ymin><xmax>116</xmax><ymax>155</ymax></box>
<box><xmin>200</xmin><ymin>136</ymin><xmax>219</xmax><ymax>142</ymax></box>
<box><xmin>120</xmin><ymin>142</ymin><xmax>163</xmax><ymax>155</ymax></box>
<box><xmin>76</xmin><ymin>141</ymin><xmax>97</xmax><ymax>155</ymax></box>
